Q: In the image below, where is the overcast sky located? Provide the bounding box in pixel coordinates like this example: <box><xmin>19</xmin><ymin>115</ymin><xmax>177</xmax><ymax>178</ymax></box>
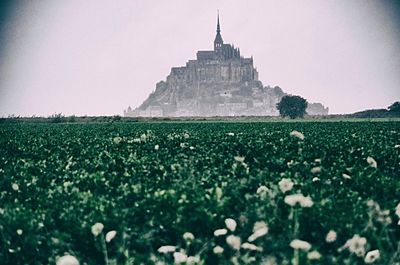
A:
<box><xmin>0</xmin><ymin>0</ymin><xmax>399</xmax><ymax>116</ymax></box>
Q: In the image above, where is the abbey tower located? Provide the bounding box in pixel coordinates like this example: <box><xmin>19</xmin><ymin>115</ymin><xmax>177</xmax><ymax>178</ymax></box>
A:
<box><xmin>125</xmin><ymin>14</ymin><xmax>328</xmax><ymax>117</ymax></box>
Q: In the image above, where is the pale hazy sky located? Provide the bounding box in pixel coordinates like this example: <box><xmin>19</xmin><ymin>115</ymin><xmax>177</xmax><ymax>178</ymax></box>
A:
<box><xmin>0</xmin><ymin>0</ymin><xmax>399</xmax><ymax>116</ymax></box>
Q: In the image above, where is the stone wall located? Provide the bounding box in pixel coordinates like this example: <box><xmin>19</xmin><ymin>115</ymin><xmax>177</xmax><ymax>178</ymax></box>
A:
<box><xmin>125</xmin><ymin>45</ymin><xmax>328</xmax><ymax>117</ymax></box>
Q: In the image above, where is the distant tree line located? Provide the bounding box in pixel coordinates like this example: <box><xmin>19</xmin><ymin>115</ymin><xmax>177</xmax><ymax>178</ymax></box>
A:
<box><xmin>0</xmin><ymin>115</ymin><xmax>138</xmax><ymax>124</ymax></box>
<box><xmin>350</xmin><ymin>101</ymin><xmax>400</xmax><ymax>118</ymax></box>
<box><xmin>276</xmin><ymin>95</ymin><xmax>400</xmax><ymax>119</ymax></box>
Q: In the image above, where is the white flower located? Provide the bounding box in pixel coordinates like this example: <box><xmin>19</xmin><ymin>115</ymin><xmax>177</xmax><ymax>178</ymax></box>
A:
<box><xmin>344</xmin><ymin>234</ymin><xmax>367</xmax><ymax>257</ymax></box>
<box><xmin>215</xmin><ymin>187</ymin><xmax>223</xmax><ymax>201</ymax></box>
<box><xmin>91</xmin><ymin>222</ymin><xmax>104</xmax><ymax>236</ymax></box>
<box><xmin>290</xmin><ymin>239</ymin><xmax>311</xmax><ymax>251</ymax></box>
<box><xmin>63</xmin><ymin>181</ymin><xmax>72</xmax><ymax>189</ymax></box>
<box><xmin>248</xmin><ymin>221</ymin><xmax>268</xmax><ymax>242</ymax></box>
<box><xmin>226</xmin><ymin>235</ymin><xmax>241</xmax><ymax>250</ymax></box>
<box><xmin>183</xmin><ymin>232</ymin><xmax>195</xmax><ymax>241</ymax></box>
<box><xmin>234</xmin><ymin>156</ymin><xmax>245</xmax><ymax>163</ymax></box>
<box><xmin>367</xmin><ymin>156</ymin><xmax>377</xmax><ymax>168</ymax></box>
<box><xmin>367</xmin><ymin>200</ymin><xmax>392</xmax><ymax>225</ymax></box>
<box><xmin>364</xmin><ymin>249</ymin><xmax>380</xmax><ymax>263</ymax></box>
<box><xmin>310</xmin><ymin>167</ymin><xmax>321</xmax><ymax>174</ymax></box>
<box><xmin>214</xmin><ymin>228</ymin><xmax>228</xmax><ymax>236</ymax></box>
<box><xmin>158</xmin><ymin>245</ymin><xmax>176</xmax><ymax>253</ymax></box>
<box><xmin>12</xmin><ymin>183</ymin><xmax>19</xmax><ymax>191</ymax></box>
<box><xmin>253</xmin><ymin>221</ymin><xmax>268</xmax><ymax>232</ymax></box>
<box><xmin>278</xmin><ymin>178</ymin><xmax>294</xmax><ymax>193</ymax></box>
<box><xmin>290</xmin><ymin>130</ymin><xmax>304</xmax><ymax>140</ymax></box>
<box><xmin>173</xmin><ymin>251</ymin><xmax>188</xmax><ymax>263</ymax></box>
<box><xmin>186</xmin><ymin>256</ymin><xmax>200</xmax><ymax>264</ymax></box>
<box><xmin>105</xmin><ymin>230</ymin><xmax>117</xmax><ymax>242</ymax></box>
<box><xmin>16</xmin><ymin>229</ymin><xmax>23</xmax><ymax>235</ymax></box>
<box><xmin>300</xmin><ymin>196</ymin><xmax>314</xmax><ymax>207</ymax></box>
<box><xmin>154</xmin><ymin>144</ymin><xmax>159</xmax><ymax>150</ymax></box>
<box><xmin>284</xmin><ymin>194</ymin><xmax>300</xmax><ymax>206</ymax></box>
<box><xmin>325</xmin><ymin>230</ymin><xmax>337</xmax><ymax>243</ymax></box>
<box><xmin>140</xmin><ymin>133</ymin><xmax>147</xmax><ymax>142</ymax></box>
<box><xmin>227</xmin><ymin>132</ymin><xmax>235</xmax><ymax>136</ymax></box>
<box><xmin>284</xmin><ymin>194</ymin><xmax>313</xmax><ymax>207</ymax></box>
<box><xmin>241</xmin><ymin>242</ymin><xmax>262</xmax><ymax>251</ymax></box>
<box><xmin>213</xmin><ymin>245</ymin><xmax>224</xmax><ymax>254</ymax></box>
<box><xmin>395</xmin><ymin>202</ymin><xmax>400</xmax><ymax>218</ymax></box>
<box><xmin>56</xmin><ymin>255</ymin><xmax>80</xmax><ymax>265</ymax></box>
<box><xmin>113</xmin><ymin>136</ymin><xmax>122</xmax><ymax>144</ymax></box>
<box><xmin>225</xmin><ymin>218</ymin><xmax>237</xmax><ymax>232</ymax></box>
<box><xmin>395</xmin><ymin>144</ymin><xmax>400</xmax><ymax>149</ymax></box>
<box><xmin>312</xmin><ymin>177</ymin><xmax>320</xmax><ymax>182</ymax></box>
<box><xmin>342</xmin><ymin>173</ymin><xmax>351</xmax><ymax>179</ymax></box>
<box><xmin>307</xmin><ymin>250</ymin><xmax>321</xmax><ymax>260</ymax></box>
<box><xmin>256</xmin><ymin>185</ymin><xmax>268</xmax><ymax>194</ymax></box>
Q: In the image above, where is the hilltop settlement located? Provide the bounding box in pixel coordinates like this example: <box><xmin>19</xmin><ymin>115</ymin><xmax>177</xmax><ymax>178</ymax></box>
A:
<box><xmin>125</xmin><ymin>15</ymin><xmax>328</xmax><ymax>117</ymax></box>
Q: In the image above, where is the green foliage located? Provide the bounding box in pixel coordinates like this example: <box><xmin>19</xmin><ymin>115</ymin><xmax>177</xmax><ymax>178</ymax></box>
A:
<box><xmin>50</xmin><ymin>113</ymin><xmax>65</xmax><ymax>123</ymax></box>
<box><xmin>277</xmin><ymin>96</ymin><xmax>308</xmax><ymax>119</ymax></box>
<box><xmin>351</xmin><ymin>101</ymin><xmax>400</xmax><ymax>118</ymax></box>
<box><xmin>388</xmin><ymin>101</ymin><xmax>400</xmax><ymax>113</ymax></box>
<box><xmin>0</xmin><ymin>121</ymin><xmax>399</xmax><ymax>264</ymax></box>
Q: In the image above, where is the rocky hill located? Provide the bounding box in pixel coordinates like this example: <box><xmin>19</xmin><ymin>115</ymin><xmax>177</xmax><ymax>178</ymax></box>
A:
<box><xmin>125</xmin><ymin>16</ymin><xmax>328</xmax><ymax>117</ymax></box>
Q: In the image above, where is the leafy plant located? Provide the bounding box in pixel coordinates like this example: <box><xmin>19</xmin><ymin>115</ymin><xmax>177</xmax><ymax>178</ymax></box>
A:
<box><xmin>277</xmin><ymin>95</ymin><xmax>308</xmax><ymax>119</ymax></box>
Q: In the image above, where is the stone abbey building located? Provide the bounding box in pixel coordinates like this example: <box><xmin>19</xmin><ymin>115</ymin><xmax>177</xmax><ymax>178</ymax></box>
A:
<box><xmin>125</xmin><ymin>15</ymin><xmax>328</xmax><ymax>117</ymax></box>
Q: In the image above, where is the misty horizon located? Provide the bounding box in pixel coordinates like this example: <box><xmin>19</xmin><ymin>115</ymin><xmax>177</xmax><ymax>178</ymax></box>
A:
<box><xmin>0</xmin><ymin>0</ymin><xmax>399</xmax><ymax>117</ymax></box>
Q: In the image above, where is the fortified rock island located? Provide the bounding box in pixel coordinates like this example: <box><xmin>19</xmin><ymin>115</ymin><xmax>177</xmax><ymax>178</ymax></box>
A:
<box><xmin>125</xmin><ymin>15</ymin><xmax>328</xmax><ymax>117</ymax></box>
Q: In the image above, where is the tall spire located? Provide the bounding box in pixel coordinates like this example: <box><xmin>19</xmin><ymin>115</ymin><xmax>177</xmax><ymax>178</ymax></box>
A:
<box><xmin>214</xmin><ymin>10</ymin><xmax>223</xmax><ymax>50</ymax></box>
<box><xmin>217</xmin><ymin>10</ymin><xmax>220</xmax><ymax>34</ymax></box>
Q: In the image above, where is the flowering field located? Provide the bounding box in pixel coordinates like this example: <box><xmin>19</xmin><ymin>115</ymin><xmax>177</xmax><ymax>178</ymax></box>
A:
<box><xmin>0</xmin><ymin>121</ymin><xmax>399</xmax><ymax>265</ymax></box>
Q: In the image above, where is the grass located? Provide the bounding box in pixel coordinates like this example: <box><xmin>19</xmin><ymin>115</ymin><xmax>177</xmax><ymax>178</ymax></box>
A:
<box><xmin>0</xmin><ymin>120</ymin><xmax>399</xmax><ymax>264</ymax></box>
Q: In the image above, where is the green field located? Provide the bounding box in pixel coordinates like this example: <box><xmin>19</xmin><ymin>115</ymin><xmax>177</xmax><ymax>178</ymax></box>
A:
<box><xmin>0</xmin><ymin>121</ymin><xmax>399</xmax><ymax>264</ymax></box>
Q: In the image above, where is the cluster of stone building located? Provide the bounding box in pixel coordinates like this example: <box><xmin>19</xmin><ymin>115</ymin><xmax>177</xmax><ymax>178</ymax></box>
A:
<box><xmin>124</xmin><ymin>15</ymin><xmax>328</xmax><ymax>117</ymax></box>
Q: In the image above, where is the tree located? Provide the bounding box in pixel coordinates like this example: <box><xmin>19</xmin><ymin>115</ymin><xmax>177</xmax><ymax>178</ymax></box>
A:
<box><xmin>277</xmin><ymin>95</ymin><xmax>308</xmax><ymax>119</ymax></box>
<box><xmin>388</xmin><ymin>101</ymin><xmax>400</xmax><ymax>113</ymax></box>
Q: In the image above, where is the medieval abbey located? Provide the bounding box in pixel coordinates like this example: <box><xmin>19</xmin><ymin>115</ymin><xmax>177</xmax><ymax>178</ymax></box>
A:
<box><xmin>124</xmin><ymin>14</ymin><xmax>328</xmax><ymax>117</ymax></box>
